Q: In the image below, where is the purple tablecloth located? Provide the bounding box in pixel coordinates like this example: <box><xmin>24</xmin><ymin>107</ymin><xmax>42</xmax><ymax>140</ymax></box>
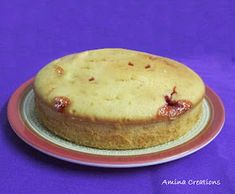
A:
<box><xmin>1</xmin><ymin>1</ymin><xmax>234</xmax><ymax>194</ymax></box>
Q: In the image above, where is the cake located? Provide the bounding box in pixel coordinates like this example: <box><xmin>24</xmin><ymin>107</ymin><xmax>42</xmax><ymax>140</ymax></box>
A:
<box><xmin>34</xmin><ymin>48</ymin><xmax>205</xmax><ymax>150</ymax></box>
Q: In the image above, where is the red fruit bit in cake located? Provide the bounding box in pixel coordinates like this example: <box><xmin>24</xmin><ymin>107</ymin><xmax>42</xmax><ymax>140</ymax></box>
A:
<box><xmin>157</xmin><ymin>87</ymin><xmax>192</xmax><ymax>120</ymax></box>
<box><xmin>145</xmin><ymin>64</ymin><xmax>151</xmax><ymax>69</ymax></box>
<box><xmin>54</xmin><ymin>96</ymin><xmax>70</xmax><ymax>112</ymax></box>
<box><xmin>55</xmin><ymin>66</ymin><xmax>64</xmax><ymax>75</ymax></box>
<box><xmin>88</xmin><ymin>77</ymin><xmax>95</xmax><ymax>81</ymax></box>
<box><xmin>128</xmin><ymin>62</ymin><xmax>134</xmax><ymax>66</ymax></box>
<box><xmin>165</xmin><ymin>86</ymin><xmax>177</xmax><ymax>106</ymax></box>
<box><xmin>157</xmin><ymin>100</ymin><xmax>192</xmax><ymax>120</ymax></box>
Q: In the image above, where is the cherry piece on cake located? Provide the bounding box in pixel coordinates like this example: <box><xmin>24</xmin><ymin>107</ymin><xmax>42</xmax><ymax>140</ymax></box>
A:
<box><xmin>54</xmin><ymin>96</ymin><xmax>71</xmax><ymax>112</ymax></box>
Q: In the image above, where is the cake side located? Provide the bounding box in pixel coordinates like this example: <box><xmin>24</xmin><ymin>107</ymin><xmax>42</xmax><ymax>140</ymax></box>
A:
<box><xmin>35</xmin><ymin>95</ymin><xmax>203</xmax><ymax>149</ymax></box>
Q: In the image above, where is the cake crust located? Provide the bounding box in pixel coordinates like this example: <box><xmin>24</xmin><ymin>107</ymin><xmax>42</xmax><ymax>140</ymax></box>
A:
<box><xmin>35</xmin><ymin>95</ymin><xmax>202</xmax><ymax>149</ymax></box>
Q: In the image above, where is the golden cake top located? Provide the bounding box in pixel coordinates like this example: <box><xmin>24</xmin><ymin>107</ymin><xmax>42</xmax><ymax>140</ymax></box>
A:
<box><xmin>34</xmin><ymin>48</ymin><xmax>205</xmax><ymax>123</ymax></box>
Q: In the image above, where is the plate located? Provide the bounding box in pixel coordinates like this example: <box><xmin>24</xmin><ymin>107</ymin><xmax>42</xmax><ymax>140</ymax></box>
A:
<box><xmin>7</xmin><ymin>78</ymin><xmax>225</xmax><ymax>168</ymax></box>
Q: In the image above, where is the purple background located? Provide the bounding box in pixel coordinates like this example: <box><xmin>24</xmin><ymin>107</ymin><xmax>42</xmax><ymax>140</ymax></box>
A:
<box><xmin>1</xmin><ymin>1</ymin><xmax>235</xmax><ymax>194</ymax></box>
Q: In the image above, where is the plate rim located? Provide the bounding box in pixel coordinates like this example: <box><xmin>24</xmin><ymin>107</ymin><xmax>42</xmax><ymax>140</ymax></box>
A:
<box><xmin>7</xmin><ymin>78</ymin><xmax>225</xmax><ymax>168</ymax></box>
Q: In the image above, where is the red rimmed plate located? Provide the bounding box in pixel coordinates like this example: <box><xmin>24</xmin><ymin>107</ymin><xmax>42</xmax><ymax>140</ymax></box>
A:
<box><xmin>7</xmin><ymin>78</ymin><xmax>225</xmax><ymax>168</ymax></box>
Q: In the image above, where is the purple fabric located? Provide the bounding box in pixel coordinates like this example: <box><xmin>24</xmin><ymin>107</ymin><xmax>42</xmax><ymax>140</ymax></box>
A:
<box><xmin>1</xmin><ymin>1</ymin><xmax>234</xmax><ymax>193</ymax></box>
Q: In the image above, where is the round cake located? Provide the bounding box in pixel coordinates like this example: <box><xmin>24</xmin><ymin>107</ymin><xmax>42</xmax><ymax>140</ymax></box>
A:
<box><xmin>34</xmin><ymin>48</ymin><xmax>205</xmax><ymax>150</ymax></box>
